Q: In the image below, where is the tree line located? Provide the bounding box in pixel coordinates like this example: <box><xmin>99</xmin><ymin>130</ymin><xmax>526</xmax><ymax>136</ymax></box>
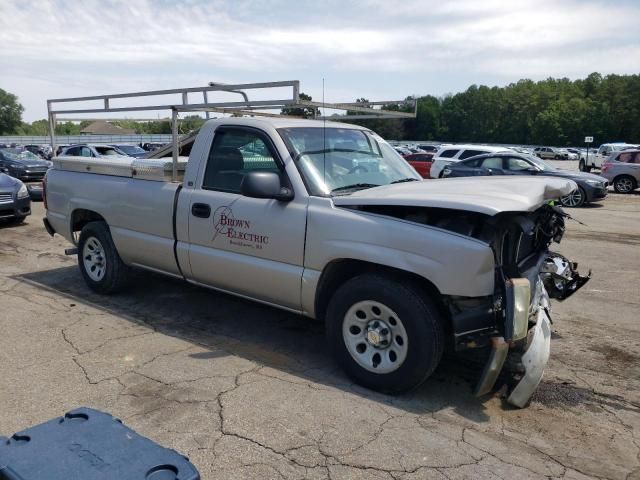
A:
<box><xmin>2</xmin><ymin>72</ymin><xmax>639</xmax><ymax>146</ymax></box>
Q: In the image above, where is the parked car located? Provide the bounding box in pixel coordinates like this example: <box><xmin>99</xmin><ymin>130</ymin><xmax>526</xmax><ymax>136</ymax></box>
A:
<box><xmin>403</xmin><ymin>152</ymin><xmax>434</xmax><ymax>178</ymax></box>
<box><xmin>23</xmin><ymin>144</ymin><xmax>49</xmax><ymax>159</ymax></box>
<box><xmin>140</xmin><ymin>142</ymin><xmax>165</xmax><ymax>152</ymax></box>
<box><xmin>44</xmin><ymin>116</ymin><xmax>589</xmax><ymax>408</ymax></box>
<box><xmin>0</xmin><ymin>172</ymin><xmax>31</xmax><ymax>223</ymax></box>
<box><xmin>393</xmin><ymin>146</ymin><xmax>412</xmax><ymax>156</ymax></box>
<box><xmin>416</xmin><ymin>144</ymin><xmax>439</xmax><ymax>153</ymax></box>
<box><xmin>442</xmin><ymin>152</ymin><xmax>608</xmax><ymax>207</ymax></box>
<box><xmin>0</xmin><ymin>148</ymin><xmax>52</xmax><ymax>182</ymax></box>
<box><xmin>579</xmin><ymin>142</ymin><xmax>639</xmax><ymax>172</ymax></box>
<box><xmin>558</xmin><ymin>148</ymin><xmax>578</xmax><ymax>160</ymax></box>
<box><xmin>110</xmin><ymin>144</ymin><xmax>148</xmax><ymax>158</ymax></box>
<box><xmin>533</xmin><ymin>147</ymin><xmax>568</xmax><ymax>160</ymax></box>
<box><xmin>61</xmin><ymin>144</ymin><xmax>129</xmax><ymax>158</ymax></box>
<box><xmin>601</xmin><ymin>149</ymin><xmax>640</xmax><ymax>193</ymax></box>
<box><xmin>430</xmin><ymin>145</ymin><xmax>513</xmax><ymax>178</ymax></box>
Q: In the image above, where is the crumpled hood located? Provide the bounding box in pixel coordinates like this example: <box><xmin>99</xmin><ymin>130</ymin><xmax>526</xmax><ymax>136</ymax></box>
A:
<box><xmin>332</xmin><ymin>177</ymin><xmax>577</xmax><ymax>215</ymax></box>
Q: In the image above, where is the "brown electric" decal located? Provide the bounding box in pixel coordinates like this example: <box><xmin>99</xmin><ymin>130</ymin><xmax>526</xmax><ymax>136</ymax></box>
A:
<box><xmin>212</xmin><ymin>206</ymin><xmax>269</xmax><ymax>249</ymax></box>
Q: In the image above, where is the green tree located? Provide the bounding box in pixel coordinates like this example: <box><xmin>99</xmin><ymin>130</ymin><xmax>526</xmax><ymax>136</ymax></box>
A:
<box><xmin>0</xmin><ymin>88</ymin><xmax>24</xmax><ymax>134</ymax></box>
<box><xmin>281</xmin><ymin>93</ymin><xmax>320</xmax><ymax>119</ymax></box>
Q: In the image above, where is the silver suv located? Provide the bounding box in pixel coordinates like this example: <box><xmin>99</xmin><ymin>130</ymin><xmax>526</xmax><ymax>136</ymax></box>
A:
<box><xmin>601</xmin><ymin>149</ymin><xmax>640</xmax><ymax>193</ymax></box>
<box><xmin>533</xmin><ymin>147</ymin><xmax>568</xmax><ymax>160</ymax></box>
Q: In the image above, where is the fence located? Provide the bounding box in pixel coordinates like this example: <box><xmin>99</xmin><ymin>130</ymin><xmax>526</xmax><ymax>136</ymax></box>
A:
<box><xmin>0</xmin><ymin>134</ymin><xmax>174</xmax><ymax>146</ymax></box>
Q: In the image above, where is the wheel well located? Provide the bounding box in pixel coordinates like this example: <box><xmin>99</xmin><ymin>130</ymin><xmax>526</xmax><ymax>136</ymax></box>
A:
<box><xmin>315</xmin><ymin>259</ymin><xmax>450</xmax><ymax>328</ymax></box>
<box><xmin>614</xmin><ymin>174</ymin><xmax>637</xmax><ymax>185</ymax></box>
<box><xmin>71</xmin><ymin>209</ymin><xmax>106</xmax><ymax>234</ymax></box>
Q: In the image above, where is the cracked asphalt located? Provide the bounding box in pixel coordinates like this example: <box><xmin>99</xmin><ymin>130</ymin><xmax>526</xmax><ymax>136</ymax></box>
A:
<box><xmin>1</xmin><ymin>176</ymin><xmax>639</xmax><ymax>479</ymax></box>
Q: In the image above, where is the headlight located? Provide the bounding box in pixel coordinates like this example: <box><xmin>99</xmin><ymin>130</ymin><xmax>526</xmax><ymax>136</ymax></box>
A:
<box><xmin>506</xmin><ymin>278</ymin><xmax>531</xmax><ymax>341</ymax></box>
<box><xmin>585</xmin><ymin>179</ymin><xmax>602</xmax><ymax>187</ymax></box>
<box><xmin>16</xmin><ymin>183</ymin><xmax>29</xmax><ymax>199</ymax></box>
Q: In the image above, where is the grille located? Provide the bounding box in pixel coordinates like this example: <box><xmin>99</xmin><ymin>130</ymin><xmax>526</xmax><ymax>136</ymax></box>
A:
<box><xmin>0</xmin><ymin>193</ymin><xmax>13</xmax><ymax>203</ymax></box>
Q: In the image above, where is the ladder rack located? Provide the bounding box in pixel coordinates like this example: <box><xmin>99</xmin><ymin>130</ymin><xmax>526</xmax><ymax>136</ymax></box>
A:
<box><xmin>47</xmin><ymin>80</ymin><xmax>416</xmax><ymax>181</ymax></box>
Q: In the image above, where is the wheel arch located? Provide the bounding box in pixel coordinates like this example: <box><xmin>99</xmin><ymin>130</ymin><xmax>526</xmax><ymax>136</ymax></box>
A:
<box><xmin>70</xmin><ymin>209</ymin><xmax>107</xmax><ymax>243</ymax></box>
<box><xmin>314</xmin><ymin>259</ymin><xmax>450</xmax><ymax>329</ymax></box>
<box><xmin>614</xmin><ymin>174</ymin><xmax>637</xmax><ymax>191</ymax></box>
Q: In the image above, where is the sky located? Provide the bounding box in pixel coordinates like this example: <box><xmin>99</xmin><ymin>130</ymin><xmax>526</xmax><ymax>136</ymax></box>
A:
<box><xmin>1</xmin><ymin>0</ymin><xmax>639</xmax><ymax>122</ymax></box>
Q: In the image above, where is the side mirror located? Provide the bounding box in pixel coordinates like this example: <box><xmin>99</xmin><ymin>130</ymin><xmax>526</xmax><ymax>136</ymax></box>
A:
<box><xmin>0</xmin><ymin>167</ymin><xmax>8</xmax><ymax>174</ymax></box>
<box><xmin>527</xmin><ymin>167</ymin><xmax>540</xmax><ymax>174</ymax></box>
<box><xmin>240</xmin><ymin>171</ymin><xmax>293</xmax><ymax>202</ymax></box>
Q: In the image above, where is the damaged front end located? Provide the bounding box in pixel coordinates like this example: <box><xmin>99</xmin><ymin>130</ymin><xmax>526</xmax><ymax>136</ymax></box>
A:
<box><xmin>471</xmin><ymin>205</ymin><xmax>590</xmax><ymax>407</ymax></box>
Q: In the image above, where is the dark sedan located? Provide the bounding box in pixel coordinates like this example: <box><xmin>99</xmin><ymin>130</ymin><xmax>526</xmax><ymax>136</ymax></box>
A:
<box><xmin>442</xmin><ymin>152</ymin><xmax>608</xmax><ymax>207</ymax></box>
<box><xmin>0</xmin><ymin>148</ymin><xmax>51</xmax><ymax>182</ymax></box>
<box><xmin>0</xmin><ymin>173</ymin><xmax>31</xmax><ymax>223</ymax></box>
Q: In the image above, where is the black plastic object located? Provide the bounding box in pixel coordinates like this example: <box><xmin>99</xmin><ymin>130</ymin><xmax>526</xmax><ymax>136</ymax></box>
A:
<box><xmin>0</xmin><ymin>408</ymin><xmax>200</xmax><ymax>480</ymax></box>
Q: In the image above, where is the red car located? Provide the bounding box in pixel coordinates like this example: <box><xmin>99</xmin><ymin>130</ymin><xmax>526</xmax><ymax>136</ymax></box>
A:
<box><xmin>404</xmin><ymin>153</ymin><xmax>434</xmax><ymax>178</ymax></box>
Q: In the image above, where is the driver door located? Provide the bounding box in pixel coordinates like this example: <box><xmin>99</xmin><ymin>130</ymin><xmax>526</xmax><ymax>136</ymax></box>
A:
<box><xmin>186</xmin><ymin>126</ymin><xmax>308</xmax><ymax>310</ymax></box>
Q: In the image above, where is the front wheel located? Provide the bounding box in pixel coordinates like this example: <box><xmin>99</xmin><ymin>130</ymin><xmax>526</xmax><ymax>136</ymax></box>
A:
<box><xmin>326</xmin><ymin>274</ymin><xmax>444</xmax><ymax>393</ymax></box>
<box><xmin>559</xmin><ymin>186</ymin><xmax>586</xmax><ymax>208</ymax></box>
<box><xmin>78</xmin><ymin>221</ymin><xmax>130</xmax><ymax>294</ymax></box>
<box><xmin>614</xmin><ymin>175</ymin><xmax>636</xmax><ymax>194</ymax></box>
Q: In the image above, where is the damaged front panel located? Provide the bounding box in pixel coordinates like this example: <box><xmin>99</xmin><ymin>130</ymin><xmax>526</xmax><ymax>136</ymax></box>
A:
<box><xmin>344</xmin><ymin>202</ymin><xmax>589</xmax><ymax>406</ymax></box>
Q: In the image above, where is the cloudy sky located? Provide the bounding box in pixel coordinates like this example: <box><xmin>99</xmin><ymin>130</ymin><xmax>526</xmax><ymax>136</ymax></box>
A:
<box><xmin>1</xmin><ymin>0</ymin><xmax>639</xmax><ymax>121</ymax></box>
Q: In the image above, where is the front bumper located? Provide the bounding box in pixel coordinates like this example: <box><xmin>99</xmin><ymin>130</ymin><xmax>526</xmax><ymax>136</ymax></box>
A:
<box><xmin>475</xmin><ymin>253</ymin><xmax>588</xmax><ymax>407</ymax></box>
<box><xmin>0</xmin><ymin>195</ymin><xmax>31</xmax><ymax>219</ymax></box>
<box><xmin>507</xmin><ymin>304</ymin><xmax>552</xmax><ymax>407</ymax></box>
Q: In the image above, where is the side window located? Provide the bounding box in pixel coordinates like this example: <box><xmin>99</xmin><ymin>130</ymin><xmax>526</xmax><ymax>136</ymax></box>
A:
<box><xmin>439</xmin><ymin>149</ymin><xmax>459</xmax><ymax>158</ymax></box>
<box><xmin>65</xmin><ymin>147</ymin><xmax>79</xmax><ymax>156</ymax></box>
<box><xmin>618</xmin><ymin>152</ymin><xmax>633</xmax><ymax>163</ymax></box>
<box><xmin>634</xmin><ymin>153</ymin><xmax>640</xmax><ymax>164</ymax></box>
<box><xmin>462</xmin><ymin>158</ymin><xmax>482</xmax><ymax>168</ymax></box>
<box><xmin>506</xmin><ymin>157</ymin><xmax>531</xmax><ymax>171</ymax></box>
<box><xmin>481</xmin><ymin>157</ymin><xmax>503</xmax><ymax>169</ymax></box>
<box><xmin>80</xmin><ymin>147</ymin><xmax>92</xmax><ymax>157</ymax></box>
<box><xmin>203</xmin><ymin>129</ymin><xmax>281</xmax><ymax>193</ymax></box>
<box><xmin>459</xmin><ymin>149</ymin><xmax>484</xmax><ymax>160</ymax></box>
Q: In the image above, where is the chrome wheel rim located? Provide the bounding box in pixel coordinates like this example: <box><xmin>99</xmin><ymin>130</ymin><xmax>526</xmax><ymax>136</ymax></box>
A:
<box><xmin>561</xmin><ymin>189</ymin><xmax>583</xmax><ymax>207</ymax></box>
<box><xmin>616</xmin><ymin>178</ymin><xmax>633</xmax><ymax>193</ymax></box>
<box><xmin>82</xmin><ymin>236</ymin><xmax>106</xmax><ymax>282</ymax></box>
<box><xmin>342</xmin><ymin>301</ymin><xmax>408</xmax><ymax>374</ymax></box>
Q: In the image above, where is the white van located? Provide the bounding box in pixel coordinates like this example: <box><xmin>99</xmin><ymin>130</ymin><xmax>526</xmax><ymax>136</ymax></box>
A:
<box><xmin>430</xmin><ymin>145</ymin><xmax>513</xmax><ymax>178</ymax></box>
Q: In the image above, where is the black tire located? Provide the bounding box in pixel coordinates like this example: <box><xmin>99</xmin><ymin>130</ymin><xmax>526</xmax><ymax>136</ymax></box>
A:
<box><xmin>77</xmin><ymin>221</ymin><xmax>130</xmax><ymax>294</ymax></box>
<box><xmin>559</xmin><ymin>186</ymin><xmax>586</xmax><ymax>208</ymax></box>
<box><xmin>554</xmin><ymin>155</ymin><xmax>560</xmax><ymax>160</ymax></box>
<box><xmin>613</xmin><ymin>175</ymin><xmax>637</xmax><ymax>194</ymax></box>
<box><xmin>326</xmin><ymin>273</ymin><xmax>444</xmax><ymax>394</ymax></box>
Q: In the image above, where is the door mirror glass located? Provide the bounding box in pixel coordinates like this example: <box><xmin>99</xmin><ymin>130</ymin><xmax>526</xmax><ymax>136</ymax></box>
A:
<box><xmin>240</xmin><ymin>171</ymin><xmax>293</xmax><ymax>201</ymax></box>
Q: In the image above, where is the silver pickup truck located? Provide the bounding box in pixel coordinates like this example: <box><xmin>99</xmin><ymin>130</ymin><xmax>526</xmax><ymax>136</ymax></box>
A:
<box><xmin>43</xmin><ymin>117</ymin><xmax>589</xmax><ymax>407</ymax></box>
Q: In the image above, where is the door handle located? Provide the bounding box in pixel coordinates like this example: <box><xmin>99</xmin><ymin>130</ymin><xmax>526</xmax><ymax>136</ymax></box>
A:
<box><xmin>191</xmin><ymin>203</ymin><xmax>211</xmax><ymax>218</ymax></box>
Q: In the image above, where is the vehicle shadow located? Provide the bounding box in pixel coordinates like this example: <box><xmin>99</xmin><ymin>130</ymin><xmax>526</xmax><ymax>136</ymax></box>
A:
<box><xmin>0</xmin><ymin>219</ymin><xmax>30</xmax><ymax>229</ymax></box>
<box><xmin>14</xmin><ymin>265</ymin><xmax>497</xmax><ymax>422</ymax></box>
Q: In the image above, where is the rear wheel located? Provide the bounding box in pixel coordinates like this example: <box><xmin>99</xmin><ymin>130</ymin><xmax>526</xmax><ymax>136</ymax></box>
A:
<box><xmin>326</xmin><ymin>274</ymin><xmax>444</xmax><ymax>393</ymax></box>
<box><xmin>613</xmin><ymin>175</ymin><xmax>636</xmax><ymax>194</ymax></box>
<box><xmin>559</xmin><ymin>186</ymin><xmax>586</xmax><ymax>208</ymax></box>
<box><xmin>78</xmin><ymin>221</ymin><xmax>130</xmax><ymax>294</ymax></box>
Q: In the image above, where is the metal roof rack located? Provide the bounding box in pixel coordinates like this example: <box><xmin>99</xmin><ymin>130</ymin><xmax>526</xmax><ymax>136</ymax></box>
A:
<box><xmin>47</xmin><ymin>80</ymin><xmax>416</xmax><ymax>181</ymax></box>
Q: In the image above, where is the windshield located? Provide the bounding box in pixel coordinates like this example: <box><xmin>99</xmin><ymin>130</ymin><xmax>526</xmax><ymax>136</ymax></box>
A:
<box><xmin>115</xmin><ymin>145</ymin><xmax>145</xmax><ymax>155</ymax></box>
<box><xmin>278</xmin><ymin>127</ymin><xmax>420</xmax><ymax>195</ymax></box>
<box><xmin>1</xmin><ymin>149</ymin><xmax>41</xmax><ymax>163</ymax></box>
<box><xmin>524</xmin><ymin>154</ymin><xmax>556</xmax><ymax>171</ymax></box>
